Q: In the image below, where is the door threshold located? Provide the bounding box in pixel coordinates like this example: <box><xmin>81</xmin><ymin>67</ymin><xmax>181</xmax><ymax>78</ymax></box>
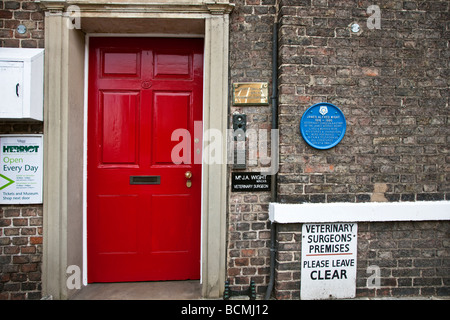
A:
<box><xmin>70</xmin><ymin>280</ymin><xmax>202</xmax><ymax>300</ymax></box>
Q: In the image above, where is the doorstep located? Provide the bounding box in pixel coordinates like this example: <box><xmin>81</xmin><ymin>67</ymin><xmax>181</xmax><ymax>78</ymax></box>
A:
<box><xmin>69</xmin><ymin>280</ymin><xmax>202</xmax><ymax>300</ymax></box>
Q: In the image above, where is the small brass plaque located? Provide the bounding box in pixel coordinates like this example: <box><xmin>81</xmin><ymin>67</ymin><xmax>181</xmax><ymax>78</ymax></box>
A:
<box><xmin>233</xmin><ymin>82</ymin><xmax>269</xmax><ymax>105</ymax></box>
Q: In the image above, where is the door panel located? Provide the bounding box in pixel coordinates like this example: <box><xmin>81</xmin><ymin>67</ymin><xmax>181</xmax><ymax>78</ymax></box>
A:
<box><xmin>153</xmin><ymin>92</ymin><xmax>191</xmax><ymax>165</ymax></box>
<box><xmin>87</xmin><ymin>37</ymin><xmax>203</xmax><ymax>283</ymax></box>
<box><xmin>100</xmin><ymin>91</ymin><xmax>140</xmax><ymax>165</ymax></box>
<box><xmin>96</xmin><ymin>195</ymin><xmax>139</xmax><ymax>254</ymax></box>
<box><xmin>154</xmin><ymin>52</ymin><xmax>191</xmax><ymax>78</ymax></box>
<box><xmin>150</xmin><ymin>194</ymin><xmax>190</xmax><ymax>253</ymax></box>
<box><xmin>102</xmin><ymin>50</ymin><xmax>141</xmax><ymax>77</ymax></box>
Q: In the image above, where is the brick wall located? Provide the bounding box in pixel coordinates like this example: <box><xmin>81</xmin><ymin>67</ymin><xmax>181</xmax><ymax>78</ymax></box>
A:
<box><xmin>0</xmin><ymin>0</ymin><xmax>45</xmax><ymax>48</ymax></box>
<box><xmin>277</xmin><ymin>0</ymin><xmax>449</xmax><ymax>203</ymax></box>
<box><xmin>227</xmin><ymin>0</ymin><xmax>277</xmax><ymax>296</ymax></box>
<box><xmin>1</xmin><ymin>1</ymin><xmax>45</xmax><ymax>300</ymax></box>
<box><xmin>272</xmin><ymin>0</ymin><xmax>450</xmax><ymax>299</ymax></box>
<box><xmin>0</xmin><ymin>206</ymin><xmax>43</xmax><ymax>299</ymax></box>
<box><xmin>227</xmin><ymin>0</ymin><xmax>449</xmax><ymax>300</ymax></box>
<box><xmin>275</xmin><ymin>221</ymin><xmax>450</xmax><ymax>299</ymax></box>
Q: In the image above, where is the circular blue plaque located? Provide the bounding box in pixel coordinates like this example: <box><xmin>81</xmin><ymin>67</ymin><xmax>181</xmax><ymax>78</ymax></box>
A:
<box><xmin>300</xmin><ymin>102</ymin><xmax>346</xmax><ymax>150</ymax></box>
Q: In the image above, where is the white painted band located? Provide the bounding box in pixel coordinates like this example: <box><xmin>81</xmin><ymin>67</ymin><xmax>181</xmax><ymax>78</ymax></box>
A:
<box><xmin>269</xmin><ymin>201</ymin><xmax>450</xmax><ymax>224</ymax></box>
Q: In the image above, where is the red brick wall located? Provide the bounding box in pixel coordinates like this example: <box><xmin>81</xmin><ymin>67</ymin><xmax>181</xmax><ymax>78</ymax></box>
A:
<box><xmin>0</xmin><ymin>1</ymin><xmax>44</xmax><ymax>48</ymax></box>
<box><xmin>0</xmin><ymin>206</ymin><xmax>43</xmax><ymax>299</ymax></box>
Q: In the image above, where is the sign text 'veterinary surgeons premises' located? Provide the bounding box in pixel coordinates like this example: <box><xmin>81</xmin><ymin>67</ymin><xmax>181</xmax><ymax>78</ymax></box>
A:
<box><xmin>0</xmin><ymin>135</ymin><xmax>43</xmax><ymax>204</ymax></box>
<box><xmin>301</xmin><ymin>223</ymin><xmax>358</xmax><ymax>300</ymax></box>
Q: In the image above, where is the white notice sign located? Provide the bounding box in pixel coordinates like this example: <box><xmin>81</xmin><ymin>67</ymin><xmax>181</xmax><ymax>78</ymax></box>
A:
<box><xmin>301</xmin><ymin>222</ymin><xmax>358</xmax><ymax>300</ymax></box>
<box><xmin>0</xmin><ymin>135</ymin><xmax>43</xmax><ymax>204</ymax></box>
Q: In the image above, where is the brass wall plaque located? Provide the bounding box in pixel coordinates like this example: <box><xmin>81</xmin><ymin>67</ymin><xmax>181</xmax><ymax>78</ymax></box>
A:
<box><xmin>233</xmin><ymin>82</ymin><xmax>269</xmax><ymax>105</ymax></box>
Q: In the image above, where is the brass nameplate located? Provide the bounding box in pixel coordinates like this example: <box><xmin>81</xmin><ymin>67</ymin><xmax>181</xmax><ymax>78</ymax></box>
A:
<box><xmin>233</xmin><ymin>82</ymin><xmax>269</xmax><ymax>105</ymax></box>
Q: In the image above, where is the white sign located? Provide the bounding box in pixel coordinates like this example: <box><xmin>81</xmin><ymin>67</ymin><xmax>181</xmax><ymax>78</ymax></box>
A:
<box><xmin>301</xmin><ymin>222</ymin><xmax>358</xmax><ymax>300</ymax></box>
<box><xmin>0</xmin><ymin>135</ymin><xmax>43</xmax><ymax>204</ymax></box>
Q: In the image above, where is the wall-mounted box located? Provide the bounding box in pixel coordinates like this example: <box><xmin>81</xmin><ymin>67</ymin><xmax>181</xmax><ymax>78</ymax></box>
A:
<box><xmin>0</xmin><ymin>48</ymin><xmax>44</xmax><ymax>121</ymax></box>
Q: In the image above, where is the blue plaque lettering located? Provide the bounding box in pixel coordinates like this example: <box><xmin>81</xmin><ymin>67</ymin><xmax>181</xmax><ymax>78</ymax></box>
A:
<box><xmin>300</xmin><ymin>103</ymin><xmax>346</xmax><ymax>150</ymax></box>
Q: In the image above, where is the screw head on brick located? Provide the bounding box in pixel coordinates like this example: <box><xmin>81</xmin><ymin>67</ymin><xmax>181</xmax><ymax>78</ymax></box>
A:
<box><xmin>17</xmin><ymin>25</ymin><xmax>27</xmax><ymax>34</ymax></box>
<box><xmin>351</xmin><ymin>23</ymin><xmax>360</xmax><ymax>33</ymax></box>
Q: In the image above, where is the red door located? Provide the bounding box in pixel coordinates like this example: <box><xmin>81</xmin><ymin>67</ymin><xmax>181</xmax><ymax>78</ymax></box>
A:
<box><xmin>87</xmin><ymin>37</ymin><xmax>203</xmax><ymax>282</ymax></box>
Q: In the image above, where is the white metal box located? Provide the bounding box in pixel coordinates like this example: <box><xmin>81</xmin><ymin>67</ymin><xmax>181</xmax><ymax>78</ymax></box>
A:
<box><xmin>0</xmin><ymin>48</ymin><xmax>44</xmax><ymax>121</ymax></box>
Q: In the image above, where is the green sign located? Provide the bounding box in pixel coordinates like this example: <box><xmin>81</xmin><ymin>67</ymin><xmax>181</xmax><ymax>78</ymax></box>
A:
<box><xmin>0</xmin><ymin>135</ymin><xmax>43</xmax><ymax>204</ymax></box>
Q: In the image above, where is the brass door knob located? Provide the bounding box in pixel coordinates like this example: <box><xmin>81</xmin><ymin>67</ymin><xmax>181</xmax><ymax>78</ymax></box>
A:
<box><xmin>185</xmin><ymin>171</ymin><xmax>192</xmax><ymax>179</ymax></box>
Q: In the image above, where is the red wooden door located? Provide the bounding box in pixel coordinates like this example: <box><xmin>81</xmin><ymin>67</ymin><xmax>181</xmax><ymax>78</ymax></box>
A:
<box><xmin>87</xmin><ymin>37</ymin><xmax>203</xmax><ymax>282</ymax></box>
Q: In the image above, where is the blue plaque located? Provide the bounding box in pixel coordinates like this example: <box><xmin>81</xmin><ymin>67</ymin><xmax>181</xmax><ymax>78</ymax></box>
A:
<box><xmin>300</xmin><ymin>102</ymin><xmax>346</xmax><ymax>150</ymax></box>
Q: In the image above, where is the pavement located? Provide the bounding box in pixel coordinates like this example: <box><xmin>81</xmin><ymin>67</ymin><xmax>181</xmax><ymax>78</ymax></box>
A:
<box><xmin>68</xmin><ymin>280</ymin><xmax>450</xmax><ymax>300</ymax></box>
